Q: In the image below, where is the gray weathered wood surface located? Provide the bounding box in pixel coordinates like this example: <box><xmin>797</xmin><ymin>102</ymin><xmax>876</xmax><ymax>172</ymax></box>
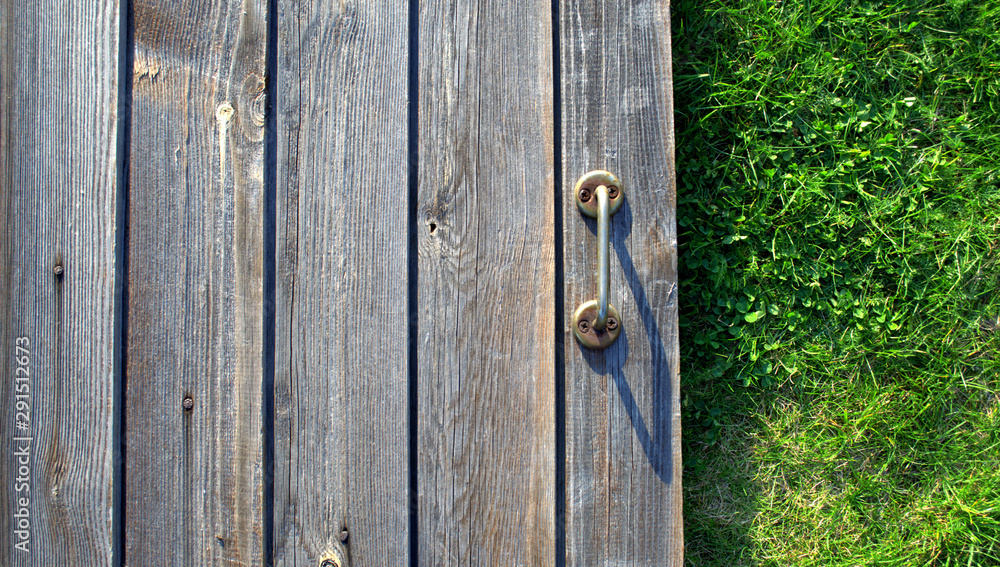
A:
<box><xmin>272</xmin><ymin>1</ymin><xmax>410</xmax><ymax>565</ymax></box>
<box><xmin>416</xmin><ymin>0</ymin><xmax>556</xmax><ymax>564</ymax></box>
<box><xmin>0</xmin><ymin>0</ymin><xmax>120</xmax><ymax>564</ymax></box>
<box><xmin>561</xmin><ymin>0</ymin><xmax>682</xmax><ymax>564</ymax></box>
<box><xmin>0</xmin><ymin>0</ymin><xmax>678</xmax><ymax>562</ymax></box>
<box><xmin>125</xmin><ymin>0</ymin><xmax>267</xmax><ymax>563</ymax></box>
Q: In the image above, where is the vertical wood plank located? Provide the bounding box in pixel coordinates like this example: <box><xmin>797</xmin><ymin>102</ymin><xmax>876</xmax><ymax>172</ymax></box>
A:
<box><xmin>416</xmin><ymin>0</ymin><xmax>556</xmax><ymax>564</ymax></box>
<box><xmin>0</xmin><ymin>1</ymin><xmax>120</xmax><ymax>564</ymax></box>
<box><xmin>561</xmin><ymin>0</ymin><xmax>682</xmax><ymax>564</ymax></box>
<box><xmin>125</xmin><ymin>0</ymin><xmax>267</xmax><ymax>564</ymax></box>
<box><xmin>272</xmin><ymin>1</ymin><xmax>410</xmax><ymax>565</ymax></box>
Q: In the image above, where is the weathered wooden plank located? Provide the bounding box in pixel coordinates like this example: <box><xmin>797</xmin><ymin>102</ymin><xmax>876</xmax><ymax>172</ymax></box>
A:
<box><xmin>125</xmin><ymin>0</ymin><xmax>267</xmax><ymax>564</ymax></box>
<box><xmin>416</xmin><ymin>0</ymin><xmax>556</xmax><ymax>564</ymax></box>
<box><xmin>272</xmin><ymin>1</ymin><xmax>410</xmax><ymax>565</ymax></box>
<box><xmin>561</xmin><ymin>0</ymin><xmax>681</xmax><ymax>564</ymax></box>
<box><xmin>0</xmin><ymin>0</ymin><xmax>120</xmax><ymax>564</ymax></box>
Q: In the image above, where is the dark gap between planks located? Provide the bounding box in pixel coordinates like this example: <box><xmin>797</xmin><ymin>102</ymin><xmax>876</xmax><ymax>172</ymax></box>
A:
<box><xmin>113</xmin><ymin>0</ymin><xmax>135</xmax><ymax>563</ymax></box>
<box><xmin>551</xmin><ymin>0</ymin><xmax>566</xmax><ymax>563</ymax></box>
<box><xmin>262</xmin><ymin>0</ymin><xmax>279</xmax><ymax>563</ymax></box>
<box><xmin>407</xmin><ymin>0</ymin><xmax>421</xmax><ymax>564</ymax></box>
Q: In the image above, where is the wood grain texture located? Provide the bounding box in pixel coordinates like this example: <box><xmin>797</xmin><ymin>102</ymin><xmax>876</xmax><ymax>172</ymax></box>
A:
<box><xmin>416</xmin><ymin>0</ymin><xmax>555</xmax><ymax>564</ymax></box>
<box><xmin>272</xmin><ymin>1</ymin><xmax>410</xmax><ymax>565</ymax></box>
<box><xmin>125</xmin><ymin>0</ymin><xmax>266</xmax><ymax>564</ymax></box>
<box><xmin>0</xmin><ymin>0</ymin><xmax>120</xmax><ymax>564</ymax></box>
<box><xmin>560</xmin><ymin>0</ymin><xmax>681</xmax><ymax>564</ymax></box>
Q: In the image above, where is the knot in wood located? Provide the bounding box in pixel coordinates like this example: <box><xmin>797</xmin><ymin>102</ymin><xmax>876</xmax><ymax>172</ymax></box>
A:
<box><xmin>216</xmin><ymin>102</ymin><xmax>235</xmax><ymax>123</ymax></box>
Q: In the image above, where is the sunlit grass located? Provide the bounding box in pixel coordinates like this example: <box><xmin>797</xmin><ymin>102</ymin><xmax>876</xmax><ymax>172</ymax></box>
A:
<box><xmin>673</xmin><ymin>0</ymin><xmax>1000</xmax><ymax>564</ymax></box>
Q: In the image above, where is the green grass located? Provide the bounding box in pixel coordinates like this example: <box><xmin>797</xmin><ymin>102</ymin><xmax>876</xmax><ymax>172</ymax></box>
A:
<box><xmin>672</xmin><ymin>0</ymin><xmax>1000</xmax><ymax>565</ymax></box>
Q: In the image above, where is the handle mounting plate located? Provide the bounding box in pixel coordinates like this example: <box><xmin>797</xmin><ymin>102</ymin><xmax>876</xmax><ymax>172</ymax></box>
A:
<box><xmin>572</xmin><ymin>300</ymin><xmax>621</xmax><ymax>349</ymax></box>
<box><xmin>574</xmin><ymin>170</ymin><xmax>624</xmax><ymax>218</ymax></box>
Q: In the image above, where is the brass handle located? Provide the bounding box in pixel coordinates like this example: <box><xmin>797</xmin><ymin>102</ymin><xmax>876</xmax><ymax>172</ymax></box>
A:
<box><xmin>572</xmin><ymin>170</ymin><xmax>623</xmax><ymax>349</ymax></box>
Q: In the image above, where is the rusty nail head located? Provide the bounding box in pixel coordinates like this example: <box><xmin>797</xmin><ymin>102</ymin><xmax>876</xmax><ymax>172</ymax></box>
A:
<box><xmin>339</xmin><ymin>529</ymin><xmax>349</xmax><ymax>543</ymax></box>
<box><xmin>53</xmin><ymin>264</ymin><xmax>63</xmax><ymax>275</ymax></box>
<box><xmin>606</xmin><ymin>317</ymin><xmax>619</xmax><ymax>331</ymax></box>
<box><xmin>182</xmin><ymin>396</ymin><xmax>194</xmax><ymax>411</ymax></box>
<box><xmin>579</xmin><ymin>188</ymin><xmax>592</xmax><ymax>202</ymax></box>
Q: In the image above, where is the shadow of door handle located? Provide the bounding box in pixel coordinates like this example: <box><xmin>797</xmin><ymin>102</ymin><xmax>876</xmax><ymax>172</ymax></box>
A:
<box><xmin>572</xmin><ymin>170</ymin><xmax>624</xmax><ymax>349</ymax></box>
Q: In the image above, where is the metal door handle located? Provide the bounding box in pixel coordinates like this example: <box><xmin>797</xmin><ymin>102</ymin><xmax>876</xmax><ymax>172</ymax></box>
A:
<box><xmin>572</xmin><ymin>170</ymin><xmax>623</xmax><ymax>349</ymax></box>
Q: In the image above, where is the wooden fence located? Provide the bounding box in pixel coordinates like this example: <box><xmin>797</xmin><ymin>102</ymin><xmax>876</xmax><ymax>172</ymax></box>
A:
<box><xmin>0</xmin><ymin>0</ymin><xmax>679</xmax><ymax>564</ymax></box>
